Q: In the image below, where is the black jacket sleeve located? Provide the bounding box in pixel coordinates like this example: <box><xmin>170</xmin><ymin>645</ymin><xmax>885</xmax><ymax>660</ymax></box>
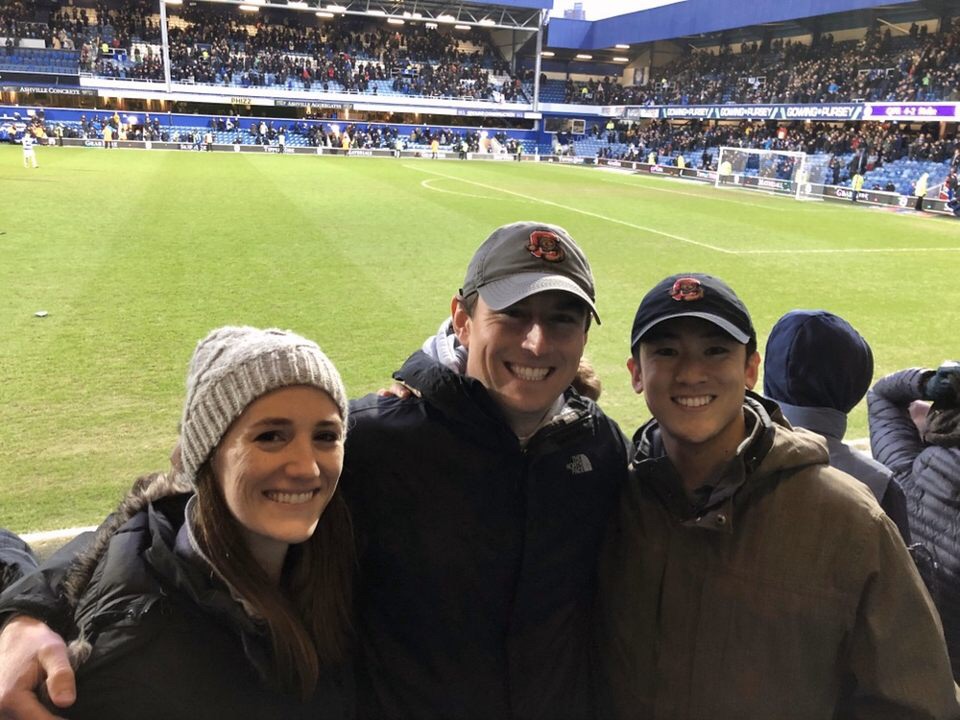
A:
<box><xmin>867</xmin><ymin>368</ymin><xmax>931</xmax><ymax>478</ymax></box>
<box><xmin>0</xmin><ymin>531</ymin><xmax>95</xmax><ymax>639</ymax></box>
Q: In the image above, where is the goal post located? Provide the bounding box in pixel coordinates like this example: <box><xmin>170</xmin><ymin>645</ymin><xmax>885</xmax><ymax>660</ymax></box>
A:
<box><xmin>794</xmin><ymin>153</ymin><xmax>835</xmax><ymax>202</ymax></box>
<box><xmin>715</xmin><ymin>146</ymin><xmax>812</xmax><ymax>199</ymax></box>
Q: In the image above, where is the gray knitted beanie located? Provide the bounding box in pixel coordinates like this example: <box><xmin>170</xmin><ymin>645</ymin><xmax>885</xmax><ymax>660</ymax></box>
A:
<box><xmin>179</xmin><ymin>326</ymin><xmax>348</xmax><ymax>486</ymax></box>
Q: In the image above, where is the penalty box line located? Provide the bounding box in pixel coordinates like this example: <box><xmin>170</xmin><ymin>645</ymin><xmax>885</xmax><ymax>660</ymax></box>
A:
<box><xmin>407</xmin><ymin>165</ymin><xmax>960</xmax><ymax>255</ymax></box>
<box><xmin>405</xmin><ymin>164</ymin><xmax>736</xmax><ymax>255</ymax></box>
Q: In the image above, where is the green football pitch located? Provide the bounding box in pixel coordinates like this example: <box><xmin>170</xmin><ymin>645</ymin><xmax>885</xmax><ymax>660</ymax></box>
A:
<box><xmin>1</xmin><ymin>145</ymin><xmax>958</xmax><ymax>532</ymax></box>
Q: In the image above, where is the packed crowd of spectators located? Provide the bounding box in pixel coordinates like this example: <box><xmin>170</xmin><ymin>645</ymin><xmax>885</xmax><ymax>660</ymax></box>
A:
<box><xmin>15</xmin><ymin>106</ymin><xmax>515</xmax><ymax>154</ymax></box>
<box><xmin>587</xmin><ymin>117</ymin><xmax>960</xmax><ymax>173</ymax></box>
<box><xmin>564</xmin><ymin>17</ymin><xmax>960</xmax><ymax>106</ymax></box>
<box><xmin>90</xmin><ymin>11</ymin><xmax>526</xmax><ymax>100</ymax></box>
<box><xmin>2</xmin><ymin>0</ymin><xmax>526</xmax><ymax>101</ymax></box>
<box><xmin>8</xmin><ymin>0</ymin><xmax>960</xmax><ymax>110</ymax></box>
<box><xmin>1</xmin><ymin>0</ymin><xmax>47</xmax><ymax>41</ymax></box>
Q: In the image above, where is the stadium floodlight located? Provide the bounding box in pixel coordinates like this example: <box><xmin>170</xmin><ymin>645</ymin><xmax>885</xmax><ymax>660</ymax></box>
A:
<box><xmin>715</xmin><ymin>146</ymin><xmax>814</xmax><ymax>200</ymax></box>
<box><xmin>454</xmin><ymin>24</ymin><xmax>470</xmax><ymax>30</ymax></box>
<box><xmin>541</xmin><ymin>51</ymin><xmax>554</xmax><ymax>57</ymax></box>
<box><xmin>326</xmin><ymin>3</ymin><xmax>347</xmax><ymax>11</ymax></box>
<box><xmin>367</xmin><ymin>9</ymin><xmax>386</xmax><ymax>15</ymax></box>
<box><xmin>613</xmin><ymin>57</ymin><xmax>629</xmax><ymax>62</ymax></box>
<box><xmin>575</xmin><ymin>53</ymin><xmax>592</xmax><ymax>59</ymax></box>
<box><xmin>615</xmin><ymin>44</ymin><xmax>629</xmax><ymax>49</ymax></box>
<box><xmin>316</xmin><ymin>10</ymin><xmax>334</xmax><ymax>17</ymax></box>
<box><xmin>387</xmin><ymin>17</ymin><xmax>404</xmax><ymax>24</ymax></box>
<box><xmin>287</xmin><ymin>1</ymin><xmax>308</xmax><ymax>7</ymax></box>
<box><xmin>436</xmin><ymin>13</ymin><xmax>455</xmax><ymax>22</ymax></box>
<box><xmin>239</xmin><ymin>4</ymin><xmax>260</xmax><ymax>11</ymax></box>
<box><xmin>478</xmin><ymin>18</ymin><xmax>495</xmax><ymax>26</ymax></box>
<box><xmin>163</xmin><ymin>0</ymin><xmax>183</xmax><ymax>5</ymax></box>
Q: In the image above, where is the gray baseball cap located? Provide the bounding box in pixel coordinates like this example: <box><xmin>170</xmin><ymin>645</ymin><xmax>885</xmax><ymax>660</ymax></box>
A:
<box><xmin>460</xmin><ymin>221</ymin><xmax>600</xmax><ymax>323</ymax></box>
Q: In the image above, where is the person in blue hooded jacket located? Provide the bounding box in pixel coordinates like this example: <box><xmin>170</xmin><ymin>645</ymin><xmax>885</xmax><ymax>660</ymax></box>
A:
<box><xmin>763</xmin><ymin>309</ymin><xmax>910</xmax><ymax>542</ymax></box>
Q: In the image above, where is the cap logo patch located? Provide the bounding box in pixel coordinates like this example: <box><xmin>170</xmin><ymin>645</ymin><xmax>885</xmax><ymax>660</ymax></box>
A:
<box><xmin>671</xmin><ymin>277</ymin><xmax>704</xmax><ymax>302</ymax></box>
<box><xmin>527</xmin><ymin>230</ymin><xmax>566</xmax><ymax>263</ymax></box>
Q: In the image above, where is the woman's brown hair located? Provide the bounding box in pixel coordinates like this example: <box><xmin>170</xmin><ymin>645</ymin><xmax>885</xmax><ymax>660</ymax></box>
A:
<box><xmin>193</xmin><ymin>462</ymin><xmax>355</xmax><ymax>699</ymax></box>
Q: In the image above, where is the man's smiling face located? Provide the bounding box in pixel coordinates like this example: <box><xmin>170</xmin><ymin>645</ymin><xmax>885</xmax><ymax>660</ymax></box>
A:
<box><xmin>455</xmin><ymin>291</ymin><xmax>588</xmax><ymax>434</ymax></box>
<box><xmin>629</xmin><ymin>316</ymin><xmax>759</xmax><ymax>465</ymax></box>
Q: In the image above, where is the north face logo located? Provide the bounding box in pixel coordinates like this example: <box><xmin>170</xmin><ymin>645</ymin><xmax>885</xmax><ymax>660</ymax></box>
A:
<box><xmin>566</xmin><ymin>454</ymin><xmax>593</xmax><ymax>474</ymax></box>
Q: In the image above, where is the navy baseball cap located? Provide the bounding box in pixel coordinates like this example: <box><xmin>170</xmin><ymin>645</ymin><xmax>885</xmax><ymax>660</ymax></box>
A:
<box><xmin>763</xmin><ymin>310</ymin><xmax>873</xmax><ymax>414</ymax></box>
<box><xmin>630</xmin><ymin>273</ymin><xmax>755</xmax><ymax>352</ymax></box>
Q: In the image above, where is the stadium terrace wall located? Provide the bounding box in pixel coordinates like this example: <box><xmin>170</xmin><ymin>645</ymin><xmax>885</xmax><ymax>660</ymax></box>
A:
<box><xmin>81</xmin><ymin>78</ymin><xmax>542</xmax><ymax>120</ymax></box>
<box><xmin>0</xmin><ymin>71</ymin><xmax>83</xmax><ymax>89</ymax></box>
<box><xmin>56</xmin><ymin>138</ymin><xmax>472</xmax><ymax>159</ymax></box>
<box><xmin>0</xmin><ymin>104</ymin><xmax>541</xmax><ymax>145</ymax></box>
<box><xmin>620</xmin><ymin>102</ymin><xmax>960</xmax><ymax>122</ymax></box>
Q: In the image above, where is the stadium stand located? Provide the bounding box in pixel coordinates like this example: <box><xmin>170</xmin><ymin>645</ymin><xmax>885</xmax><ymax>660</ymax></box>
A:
<box><xmin>549</xmin><ymin>20</ymin><xmax>960</xmax><ymax>106</ymax></box>
<box><xmin>2</xmin><ymin>0</ymin><xmax>958</xmax><ymax>212</ymax></box>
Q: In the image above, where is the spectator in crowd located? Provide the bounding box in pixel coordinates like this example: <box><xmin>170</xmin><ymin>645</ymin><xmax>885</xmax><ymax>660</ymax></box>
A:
<box><xmin>0</xmin><ymin>531</ymin><xmax>37</xmax><ymax>594</ymax></box>
<box><xmin>829</xmin><ymin>155</ymin><xmax>841</xmax><ymax>185</ymax></box>
<box><xmin>762</xmin><ymin>310</ymin><xmax>910</xmax><ymax>540</ymax></box>
<box><xmin>915</xmin><ymin>171</ymin><xmax>930</xmax><ymax>211</ymax></box>
<box><xmin>0</xmin><ymin>326</ymin><xmax>355</xmax><ymax>719</ymax></box>
<box><xmin>851</xmin><ymin>170</ymin><xmax>864</xmax><ymax>202</ymax></box>
<box><xmin>597</xmin><ymin>273</ymin><xmax>958</xmax><ymax>719</ymax></box>
<box><xmin>868</xmin><ymin>361</ymin><xmax>960</xmax><ymax>680</ymax></box>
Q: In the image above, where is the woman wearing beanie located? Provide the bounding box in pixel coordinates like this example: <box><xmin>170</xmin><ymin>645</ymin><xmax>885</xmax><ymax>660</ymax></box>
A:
<box><xmin>53</xmin><ymin>326</ymin><xmax>355</xmax><ymax>719</ymax></box>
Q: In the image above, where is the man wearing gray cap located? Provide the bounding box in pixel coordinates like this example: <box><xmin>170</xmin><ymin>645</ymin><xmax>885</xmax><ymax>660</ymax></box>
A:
<box><xmin>342</xmin><ymin>221</ymin><xmax>628</xmax><ymax>719</ymax></box>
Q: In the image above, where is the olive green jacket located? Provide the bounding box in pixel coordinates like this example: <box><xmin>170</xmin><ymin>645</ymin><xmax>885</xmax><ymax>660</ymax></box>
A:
<box><xmin>597</xmin><ymin>394</ymin><xmax>959</xmax><ymax>720</ymax></box>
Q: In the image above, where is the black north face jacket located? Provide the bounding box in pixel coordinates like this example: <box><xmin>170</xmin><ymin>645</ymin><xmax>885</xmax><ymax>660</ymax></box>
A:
<box><xmin>341</xmin><ymin>351</ymin><xmax>629</xmax><ymax>720</ymax></box>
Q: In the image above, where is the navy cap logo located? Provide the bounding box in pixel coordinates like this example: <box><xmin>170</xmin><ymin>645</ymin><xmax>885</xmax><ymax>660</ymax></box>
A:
<box><xmin>526</xmin><ymin>230</ymin><xmax>566</xmax><ymax>263</ymax></box>
<box><xmin>671</xmin><ymin>277</ymin><xmax>704</xmax><ymax>302</ymax></box>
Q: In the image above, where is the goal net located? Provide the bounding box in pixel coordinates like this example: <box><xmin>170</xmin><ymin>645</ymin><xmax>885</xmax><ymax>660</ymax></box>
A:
<box><xmin>715</xmin><ymin>146</ymin><xmax>810</xmax><ymax>199</ymax></box>
<box><xmin>794</xmin><ymin>153</ymin><xmax>834</xmax><ymax>202</ymax></box>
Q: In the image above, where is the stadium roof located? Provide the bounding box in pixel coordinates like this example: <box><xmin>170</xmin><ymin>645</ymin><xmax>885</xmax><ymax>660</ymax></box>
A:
<box><xmin>198</xmin><ymin>0</ymin><xmax>548</xmax><ymax>30</ymax></box>
<box><xmin>545</xmin><ymin>0</ymin><xmax>947</xmax><ymax>51</ymax></box>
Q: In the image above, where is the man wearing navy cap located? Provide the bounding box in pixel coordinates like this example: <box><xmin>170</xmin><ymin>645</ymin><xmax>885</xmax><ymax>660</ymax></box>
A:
<box><xmin>596</xmin><ymin>273</ymin><xmax>958</xmax><ymax>719</ymax></box>
<box><xmin>763</xmin><ymin>310</ymin><xmax>910</xmax><ymax>542</ymax></box>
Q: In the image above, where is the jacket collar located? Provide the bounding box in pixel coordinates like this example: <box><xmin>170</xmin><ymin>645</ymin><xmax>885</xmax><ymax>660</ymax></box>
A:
<box><xmin>393</xmin><ymin>349</ymin><xmax>594</xmax><ymax>449</ymax></box>
<box><xmin>775</xmin><ymin>402</ymin><xmax>848</xmax><ymax>441</ymax></box>
<box><xmin>631</xmin><ymin>392</ymin><xmax>781</xmax><ymax>533</ymax></box>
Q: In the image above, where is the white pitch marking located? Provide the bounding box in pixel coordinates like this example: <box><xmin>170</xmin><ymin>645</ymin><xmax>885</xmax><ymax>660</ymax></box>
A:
<box><xmin>419</xmin><ymin>177</ymin><xmax>521</xmax><ymax>202</ymax></box>
<box><xmin>404</xmin><ymin>164</ymin><xmax>735</xmax><ymax>254</ymax></box>
<box><xmin>406</xmin><ymin>165</ymin><xmax>960</xmax><ymax>255</ymax></box>
<box><xmin>740</xmin><ymin>246</ymin><xmax>960</xmax><ymax>254</ymax></box>
<box><xmin>583</xmin><ymin>168</ymin><xmax>792</xmax><ymax>211</ymax></box>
